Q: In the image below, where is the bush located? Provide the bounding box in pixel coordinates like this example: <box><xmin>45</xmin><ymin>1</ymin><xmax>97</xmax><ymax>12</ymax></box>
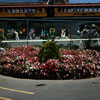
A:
<box><xmin>0</xmin><ymin>32</ymin><xmax>8</xmax><ymax>48</ymax></box>
<box><xmin>38</xmin><ymin>41</ymin><xmax>61</xmax><ymax>62</ymax></box>
<box><xmin>0</xmin><ymin>32</ymin><xmax>3</xmax><ymax>47</ymax></box>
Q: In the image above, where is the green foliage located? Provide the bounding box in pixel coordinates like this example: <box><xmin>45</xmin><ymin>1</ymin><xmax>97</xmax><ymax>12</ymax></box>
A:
<box><xmin>38</xmin><ymin>41</ymin><xmax>61</xmax><ymax>62</ymax></box>
<box><xmin>0</xmin><ymin>32</ymin><xmax>3</xmax><ymax>47</ymax></box>
<box><xmin>0</xmin><ymin>32</ymin><xmax>8</xmax><ymax>48</ymax></box>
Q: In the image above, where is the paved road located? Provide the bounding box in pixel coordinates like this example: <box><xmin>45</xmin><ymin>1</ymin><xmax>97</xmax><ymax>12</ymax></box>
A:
<box><xmin>0</xmin><ymin>75</ymin><xmax>100</xmax><ymax>100</ymax></box>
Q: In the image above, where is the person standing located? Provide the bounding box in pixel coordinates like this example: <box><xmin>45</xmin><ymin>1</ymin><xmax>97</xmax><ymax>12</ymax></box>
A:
<box><xmin>41</xmin><ymin>29</ymin><xmax>44</xmax><ymax>39</ymax></box>
<box><xmin>14</xmin><ymin>30</ymin><xmax>19</xmax><ymax>40</ymax></box>
<box><xmin>90</xmin><ymin>24</ymin><xmax>98</xmax><ymax>38</ymax></box>
<box><xmin>81</xmin><ymin>25</ymin><xmax>89</xmax><ymax>38</ymax></box>
<box><xmin>61</xmin><ymin>28</ymin><xmax>66</xmax><ymax>38</ymax></box>
<box><xmin>29</xmin><ymin>28</ymin><xmax>35</xmax><ymax>39</ymax></box>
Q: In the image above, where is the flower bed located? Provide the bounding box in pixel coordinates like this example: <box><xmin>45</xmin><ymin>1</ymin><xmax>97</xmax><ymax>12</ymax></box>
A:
<box><xmin>0</xmin><ymin>45</ymin><xmax>100</xmax><ymax>79</ymax></box>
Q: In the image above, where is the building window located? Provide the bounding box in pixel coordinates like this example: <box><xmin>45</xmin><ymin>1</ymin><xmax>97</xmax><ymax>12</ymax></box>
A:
<box><xmin>70</xmin><ymin>8</ymin><xmax>74</xmax><ymax>12</ymax></box>
<box><xmin>25</xmin><ymin>8</ymin><xmax>28</xmax><ymax>12</ymax></box>
<box><xmin>58</xmin><ymin>8</ymin><xmax>60</xmax><ymax>12</ymax></box>
<box><xmin>26</xmin><ymin>8</ymin><xmax>30</xmax><ymax>12</ymax></box>
<box><xmin>30</xmin><ymin>8</ymin><xmax>36</xmax><ymax>12</ymax></box>
<box><xmin>85</xmin><ymin>8</ymin><xmax>88</xmax><ymax>12</ymax></box>
<box><xmin>12</xmin><ymin>9</ymin><xmax>16</xmax><ymax>13</ymax></box>
<box><xmin>30</xmin><ymin>8</ymin><xmax>33</xmax><ymax>12</ymax></box>
<box><xmin>62</xmin><ymin>8</ymin><xmax>66</xmax><ymax>12</ymax></box>
<box><xmin>67</xmin><ymin>8</ymin><xmax>71</xmax><ymax>12</ymax></box>
<box><xmin>88</xmin><ymin>8</ymin><xmax>93</xmax><ymax>12</ymax></box>
<box><xmin>58</xmin><ymin>8</ymin><xmax>66</xmax><ymax>12</ymax></box>
<box><xmin>80</xmin><ymin>8</ymin><xmax>84</xmax><ymax>12</ymax></box>
<box><xmin>8</xmin><ymin>8</ymin><xmax>12</xmax><ymax>12</ymax></box>
<box><xmin>0</xmin><ymin>8</ymin><xmax>3</xmax><ymax>12</ymax></box>
<box><xmin>5</xmin><ymin>8</ymin><xmax>8</xmax><ymax>12</ymax></box>
<box><xmin>36</xmin><ymin>8</ymin><xmax>42</xmax><ymax>12</ymax></box>
<box><xmin>35</xmin><ymin>8</ymin><xmax>38</xmax><ymax>12</ymax></box>
<box><xmin>76</xmin><ymin>8</ymin><xmax>80</xmax><ymax>12</ymax></box>
<box><xmin>67</xmin><ymin>8</ymin><xmax>74</xmax><ymax>12</ymax></box>
<box><xmin>94</xmin><ymin>8</ymin><xmax>97</xmax><ymax>12</ymax></box>
<box><xmin>98</xmin><ymin>8</ymin><xmax>100</xmax><ymax>12</ymax></box>
<box><xmin>39</xmin><ymin>8</ymin><xmax>42</xmax><ymax>12</ymax></box>
<box><xmin>17</xmin><ymin>8</ymin><xmax>20</xmax><ymax>12</ymax></box>
<box><xmin>20</xmin><ymin>8</ymin><xmax>24</xmax><ymax>12</ymax></box>
<box><xmin>33</xmin><ymin>8</ymin><xmax>36</xmax><ymax>12</ymax></box>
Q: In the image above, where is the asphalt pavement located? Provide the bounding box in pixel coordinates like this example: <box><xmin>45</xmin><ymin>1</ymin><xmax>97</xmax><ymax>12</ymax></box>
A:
<box><xmin>0</xmin><ymin>75</ymin><xmax>100</xmax><ymax>100</ymax></box>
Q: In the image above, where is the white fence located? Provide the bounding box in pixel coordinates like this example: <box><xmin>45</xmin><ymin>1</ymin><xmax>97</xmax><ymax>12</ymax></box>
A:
<box><xmin>2</xmin><ymin>38</ymin><xmax>100</xmax><ymax>47</ymax></box>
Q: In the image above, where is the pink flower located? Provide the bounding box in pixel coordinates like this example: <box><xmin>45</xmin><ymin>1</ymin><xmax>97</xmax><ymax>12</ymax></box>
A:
<box><xmin>6</xmin><ymin>64</ymin><xmax>11</xmax><ymax>68</ymax></box>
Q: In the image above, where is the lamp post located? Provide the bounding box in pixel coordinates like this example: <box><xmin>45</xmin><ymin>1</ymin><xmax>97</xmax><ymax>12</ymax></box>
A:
<box><xmin>26</xmin><ymin>11</ymin><xmax>31</xmax><ymax>46</ymax></box>
<box><xmin>27</xmin><ymin>19</ymin><xmax>29</xmax><ymax>46</ymax></box>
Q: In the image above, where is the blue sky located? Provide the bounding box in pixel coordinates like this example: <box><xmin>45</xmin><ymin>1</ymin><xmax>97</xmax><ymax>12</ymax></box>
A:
<box><xmin>70</xmin><ymin>0</ymin><xmax>100</xmax><ymax>3</ymax></box>
<box><xmin>0</xmin><ymin>0</ymin><xmax>100</xmax><ymax>3</ymax></box>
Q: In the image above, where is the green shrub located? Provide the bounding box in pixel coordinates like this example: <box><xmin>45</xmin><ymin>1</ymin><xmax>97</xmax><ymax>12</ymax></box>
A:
<box><xmin>38</xmin><ymin>41</ymin><xmax>61</xmax><ymax>62</ymax></box>
<box><xmin>0</xmin><ymin>32</ymin><xmax>9</xmax><ymax>48</ymax></box>
<box><xmin>0</xmin><ymin>32</ymin><xmax>3</xmax><ymax>47</ymax></box>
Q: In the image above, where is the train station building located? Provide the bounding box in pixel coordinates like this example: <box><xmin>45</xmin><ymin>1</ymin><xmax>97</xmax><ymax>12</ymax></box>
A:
<box><xmin>0</xmin><ymin>0</ymin><xmax>100</xmax><ymax>40</ymax></box>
